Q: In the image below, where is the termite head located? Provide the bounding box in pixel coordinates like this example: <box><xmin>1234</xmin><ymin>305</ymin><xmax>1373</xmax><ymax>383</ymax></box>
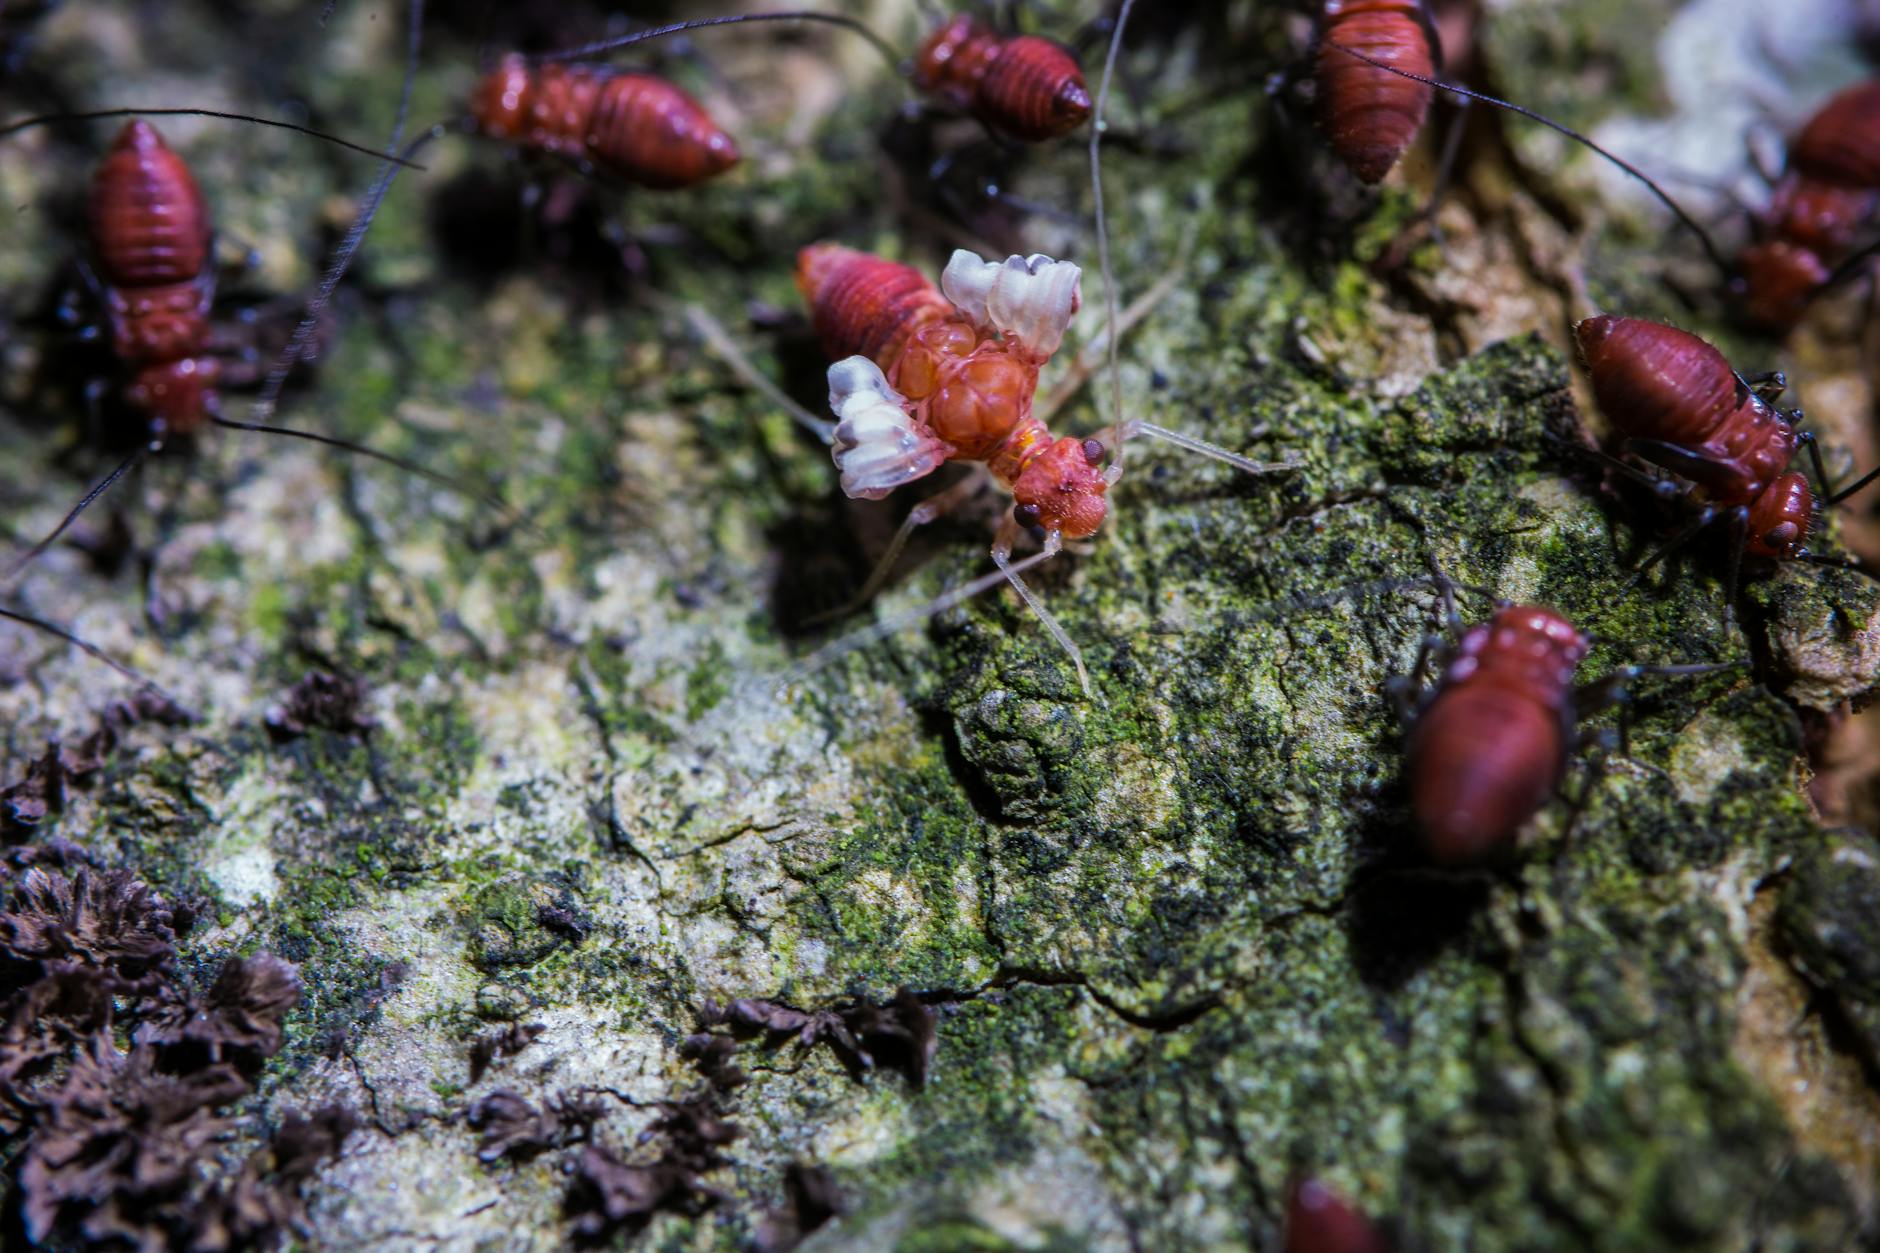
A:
<box><xmin>470</xmin><ymin>53</ymin><xmax>534</xmax><ymax>141</ymax></box>
<box><xmin>1746</xmin><ymin>471</ymin><xmax>1814</xmax><ymax>559</ymax></box>
<box><xmin>1734</xmin><ymin>241</ymin><xmax>1829</xmax><ymax>334</ymax></box>
<box><xmin>128</xmin><ymin>357</ymin><xmax>219</xmax><ymax>438</ymax></box>
<box><xmin>1012</xmin><ymin>436</ymin><xmax>1109</xmax><ymax>539</ymax></box>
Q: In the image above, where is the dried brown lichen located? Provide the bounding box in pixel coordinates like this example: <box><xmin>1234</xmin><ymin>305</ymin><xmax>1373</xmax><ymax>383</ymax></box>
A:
<box><xmin>693</xmin><ymin>988</ymin><xmax>939</xmax><ymax>1086</ymax></box>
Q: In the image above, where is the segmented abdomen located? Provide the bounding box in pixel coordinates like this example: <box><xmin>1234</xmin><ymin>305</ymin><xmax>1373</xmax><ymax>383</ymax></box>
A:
<box><xmin>87</xmin><ymin>120</ymin><xmax>210</xmax><ymax>291</ymax></box>
<box><xmin>471</xmin><ymin>54</ymin><xmax>739</xmax><ymax>189</ymax></box>
<box><xmin>1788</xmin><ymin>78</ymin><xmax>1880</xmax><ymax>187</ymax></box>
<box><xmin>1575</xmin><ymin>316</ymin><xmax>1797</xmax><ymax>507</ymax></box>
<box><xmin>912</xmin><ymin>16</ymin><xmax>1091</xmax><ymax>142</ymax></box>
<box><xmin>1407</xmin><ymin>607</ymin><xmax>1587</xmax><ymax>864</ymax></box>
<box><xmin>86</xmin><ymin>121</ymin><xmax>218</xmax><ymax>435</ymax></box>
<box><xmin>795</xmin><ymin>244</ymin><xmax>954</xmax><ymax>366</ymax></box>
<box><xmin>1316</xmin><ymin>0</ymin><xmax>1436</xmax><ymax>184</ymax></box>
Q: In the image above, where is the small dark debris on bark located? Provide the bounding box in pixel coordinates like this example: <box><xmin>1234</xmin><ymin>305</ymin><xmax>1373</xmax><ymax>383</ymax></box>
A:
<box><xmin>754</xmin><ymin>1161</ymin><xmax>845</xmax><ymax>1252</ymax></box>
<box><xmin>469</xmin><ymin>1020</ymin><xmax>544</xmax><ymax>1083</ymax></box>
<box><xmin>469</xmin><ymin>1087</ymin><xmax>603</xmax><ymax>1162</ymax></box>
<box><xmin>266</xmin><ymin>669</ymin><xmax>375</xmax><ymax>742</ymax></box>
<box><xmin>695</xmin><ymin>987</ymin><xmax>938</xmax><ymax>1086</ymax></box>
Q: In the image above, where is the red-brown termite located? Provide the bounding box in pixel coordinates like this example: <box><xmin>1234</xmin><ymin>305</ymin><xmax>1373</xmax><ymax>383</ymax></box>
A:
<box><xmin>1735</xmin><ymin>78</ymin><xmax>1880</xmax><ymax>332</ymax></box>
<box><xmin>3</xmin><ymin>2</ymin><xmax>509</xmax><ymax>582</ymax></box>
<box><xmin>1572</xmin><ymin>315</ymin><xmax>1880</xmax><ymax>599</ymax></box>
<box><xmin>1284</xmin><ymin>1177</ymin><xmax>1391</xmax><ymax>1253</ymax></box>
<box><xmin>529</xmin><ymin>10</ymin><xmax>1090</xmax><ymax>144</ymax></box>
<box><xmin>910</xmin><ymin>12</ymin><xmax>1092</xmax><ymax>142</ymax></box>
<box><xmin>467</xmin><ymin>55</ymin><xmax>741</xmax><ymax>191</ymax></box>
<box><xmin>512</xmin><ymin>10</ymin><xmax>1092</xmax><ymax>229</ymax></box>
<box><xmin>1306</xmin><ymin>44</ymin><xmax>1879</xmax><ymax>328</ymax></box>
<box><xmin>1389</xmin><ymin>585</ymin><xmax>1739</xmax><ymax>864</ymax></box>
<box><xmin>1311</xmin><ymin>0</ymin><xmax>1442</xmax><ymax>185</ymax></box>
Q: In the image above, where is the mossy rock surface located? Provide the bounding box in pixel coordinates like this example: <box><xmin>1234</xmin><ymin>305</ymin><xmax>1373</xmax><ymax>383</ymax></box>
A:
<box><xmin>2</xmin><ymin>1</ymin><xmax>1878</xmax><ymax>1249</ymax></box>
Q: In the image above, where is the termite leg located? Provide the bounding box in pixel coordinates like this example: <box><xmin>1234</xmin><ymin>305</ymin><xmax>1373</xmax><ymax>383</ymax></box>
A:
<box><xmin>1794</xmin><ymin>430</ymin><xmax>1837</xmax><ymax>498</ymax></box>
<box><xmin>6</xmin><ymin>449</ymin><xmax>148</xmax><ymax>583</ymax></box>
<box><xmin>807</xmin><ymin>469</ymin><xmax>989</xmax><ymax>627</ymax></box>
<box><xmin>991</xmin><ymin>514</ymin><xmax>1089</xmax><ymax>695</ymax></box>
<box><xmin>1739</xmin><ymin>369</ymin><xmax>1787</xmax><ymax>403</ymax></box>
<box><xmin>1419</xmin><ymin>94</ymin><xmax>1473</xmax><ymax>251</ymax></box>
<box><xmin>1723</xmin><ymin>505</ymin><xmax>1750</xmax><ymax>629</ymax></box>
<box><xmin>1623</xmin><ymin>503</ymin><xmax>1722</xmax><ymax>590</ymax></box>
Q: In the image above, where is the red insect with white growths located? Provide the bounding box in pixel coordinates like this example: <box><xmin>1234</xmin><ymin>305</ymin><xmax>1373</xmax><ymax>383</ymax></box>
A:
<box><xmin>791</xmin><ymin>244</ymin><xmax>1290</xmax><ymax>689</ymax></box>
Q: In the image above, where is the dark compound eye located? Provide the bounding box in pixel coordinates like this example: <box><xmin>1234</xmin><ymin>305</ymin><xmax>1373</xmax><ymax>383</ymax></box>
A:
<box><xmin>1013</xmin><ymin>503</ymin><xmax>1042</xmax><ymax>529</ymax></box>
<box><xmin>1081</xmin><ymin>438</ymin><xmax>1105</xmax><ymax>465</ymax></box>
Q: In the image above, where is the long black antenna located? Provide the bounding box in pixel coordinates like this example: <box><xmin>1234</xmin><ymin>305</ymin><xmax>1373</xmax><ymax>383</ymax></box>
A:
<box><xmin>209</xmin><ymin>415</ymin><xmax>515</xmax><ymax>521</ymax></box>
<box><xmin>1321</xmin><ymin>42</ymin><xmax>1734</xmax><ymax>278</ymax></box>
<box><xmin>531</xmin><ymin>11</ymin><xmax>904</xmax><ymax>76</ymax></box>
<box><xmin>5</xmin><ymin>449</ymin><xmax>145</xmax><ymax>583</ymax></box>
<box><xmin>0</xmin><ymin>108</ymin><xmax>427</xmax><ymax>168</ymax></box>
<box><xmin>252</xmin><ymin>0</ymin><xmax>430</xmax><ymax>423</ymax></box>
<box><xmin>0</xmin><ymin>604</ymin><xmax>181</xmax><ymax>702</ymax></box>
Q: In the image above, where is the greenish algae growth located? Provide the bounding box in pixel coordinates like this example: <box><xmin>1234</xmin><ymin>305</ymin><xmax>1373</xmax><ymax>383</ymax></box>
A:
<box><xmin>1</xmin><ymin>1</ymin><xmax>1878</xmax><ymax>1250</ymax></box>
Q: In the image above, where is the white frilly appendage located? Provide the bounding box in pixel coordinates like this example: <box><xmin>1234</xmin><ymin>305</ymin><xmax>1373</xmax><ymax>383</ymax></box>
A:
<box><xmin>940</xmin><ymin>250</ymin><xmax>1082</xmax><ymax>361</ymax></box>
<box><xmin>827</xmin><ymin>356</ymin><xmax>952</xmax><ymax>500</ymax></box>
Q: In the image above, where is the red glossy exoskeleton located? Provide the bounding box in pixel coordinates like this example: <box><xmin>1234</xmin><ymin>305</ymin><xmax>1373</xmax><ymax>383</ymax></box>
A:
<box><xmin>785</xmin><ymin>240</ymin><xmax>1292</xmax><ymax>689</ymax></box>
<box><xmin>1399</xmin><ymin>605</ymin><xmax>1591</xmax><ymax>864</ymax></box>
<box><xmin>1285</xmin><ymin>1177</ymin><xmax>1392</xmax><ymax>1253</ymax></box>
<box><xmin>912</xmin><ymin>15</ymin><xmax>1092</xmax><ymax>142</ymax></box>
<box><xmin>1393</xmin><ymin>593</ymin><xmax>1743</xmax><ymax>864</ymax></box>
<box><xmin>469</xmin><ymin>53</ymin><xmax>739</xmax><ymax>189</ymax></box>
<box><xmin>798</xmin><ymin>243</ymin><xmax>1107</xmax><ymax>539</ymax></box>
<box><xmin>1736</xmin><ymin>78</ymin><xmax>1880</xmax><ymax>332</ymax></box>
<box><xmin>86</xmin><ymin>120</ymin><xmax>219</xmax><ymax>438</ymax></box>
<box><xmin>1314</xmin><ymin>0</ymin><xmax>1439</xmax><ymax>184</ymax></box>
<box><xmin>1573</xmin><ymin>315</ymin><xmax>1880</xmax><ymax>570</ymax></box>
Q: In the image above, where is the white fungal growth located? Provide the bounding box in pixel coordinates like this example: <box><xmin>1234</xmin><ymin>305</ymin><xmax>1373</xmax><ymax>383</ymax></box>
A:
<box><xmin>827</xmin><ymin>356</ymin><xmax>952</xmax><ymax>500</ymax></box>
<box><xmin>940</xmin><ymin>250</ymin><xmax>1082</xmax><ymax>361</ymax></box>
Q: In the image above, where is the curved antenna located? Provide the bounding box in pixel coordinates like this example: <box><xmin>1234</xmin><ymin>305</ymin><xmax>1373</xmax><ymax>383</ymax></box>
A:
<box><xmin>530</xmin><ymin>11</ymin><xmax>904</xmax><ymax>76</ymax></box>
<box><xmin>5</xmin><ymin>449</ymin><xmax>145</xmax><ymax>583</ymax></box>
<box><xmin>1089</xmin><ymin>0</ymin><xmax>1136</xmax><ymax>476</ymax></box>
<box><xmin>0</xmin><ymin>604</ymin><xmax>180</xmax><ymax>703</ymax></box>
<box><xmin>251</xmin><ymin>0</ymin><xmax>433</xmax><ymax>425</ymax></box>
<box><xmin>208</xmin><ymin>414</ymin><xmax>516</xmax><ymax>522</ymax></box>
<box><xmin>1320</xmin><ymin>42</ymin><xmax>1734</xmax><ymax>279</ymax></box>
<box><xmin>0</xmin><ymin>108</ymin><xmax>427</xmax><ymax>169</ymax></box>
<box><xmin>778</xmin><ymin>548</ymin><xmax>1056</xmax><ymax>692</ymax></box>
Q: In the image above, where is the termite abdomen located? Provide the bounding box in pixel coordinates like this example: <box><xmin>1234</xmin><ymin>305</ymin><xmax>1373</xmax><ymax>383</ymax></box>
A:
<box><xmin>86</xmin><ymin>120</ymin><xmax>210</xmax><ymax>289</ymax></box>
<box><xmin>1788</xmin><ymin>79</ymin><xmax>1880</xmax><ymax>187</ymax></box>
<box><xmin>85</xmin><ymin>120</ymin><xmax>219</xmax><ymax>436</ymax></box>
<box><xmin>1574</xmin><ymin>315</ymin><xmax>1807</xmax><ymax>556</ymax></box>
<box><xmin>795</xmin><ymin>244</ymin><xmax>951</xmax><ymax>365</ymax></box>
<box><xmin>1316</xmin><ymin>0</ymin><xmax>1437</xmax><ymax>184</ymax></box>
<box><xmin>1573</xmin><ymin>315</ymin><xmax>1741</xmax><ymax>447</ymax></box>
<box><xmin>1286</xmin><ymin>1177</ymin><xmax>1392</xmax><ymax>1253</ymax></box>
<box><xmin>913</xmin><ymin>16</ymin><xmax>1091</xmax><ymax>142</ymax></box>
<box><xmin>1738</xmin><ymin>79</ymin><xmax>1880</xmax><ymax>330</ymax></box>
<box><xmin>470</xmin><ymin>54</ymin><xmax>739</xmax><ymax>190</ymax></box>
<box><xmin>1404</xmin><ymin>607</ymin><xmax>1587</xmax><ymax>864</ymax></box>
